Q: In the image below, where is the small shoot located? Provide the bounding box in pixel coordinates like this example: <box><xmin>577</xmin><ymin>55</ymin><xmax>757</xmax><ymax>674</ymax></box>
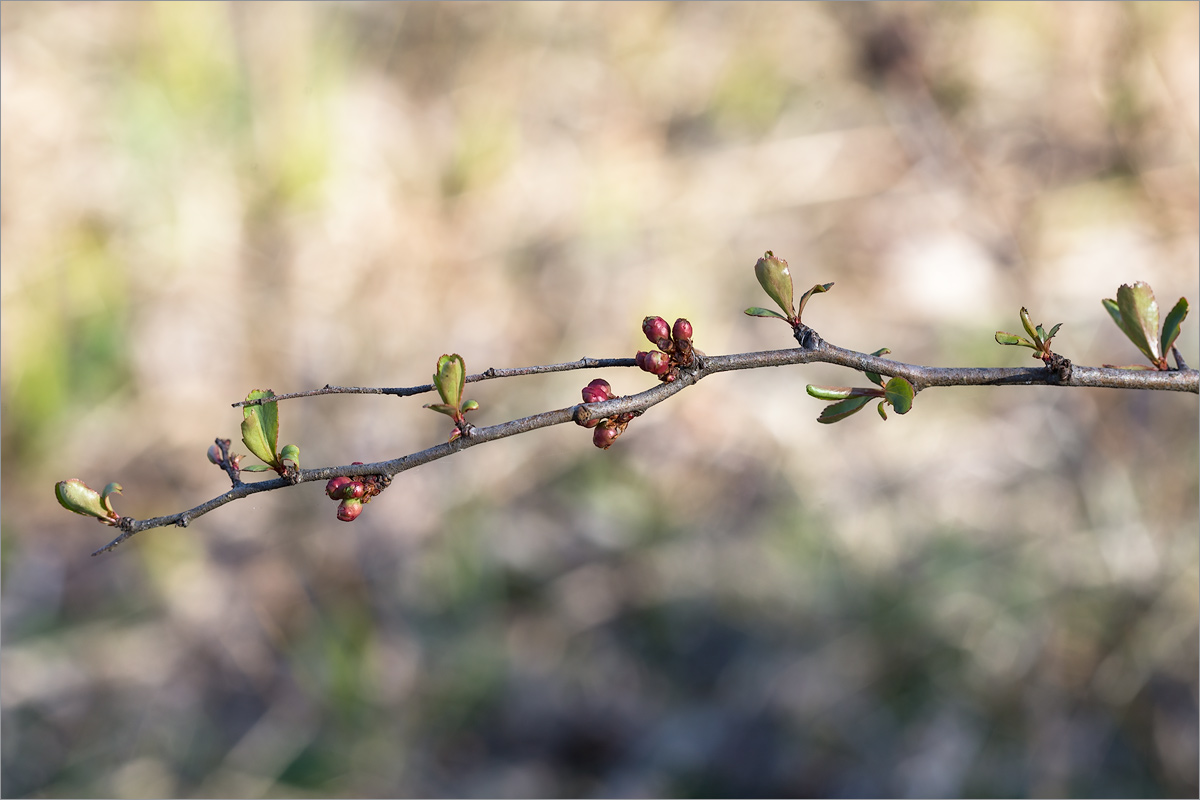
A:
<box><xmin>239</xmin><ymin>389</ymin><xmax>301</xmax><ymax>477</ymax></box>
<box><xmin>807</xmin><ymin>373</ymin><xmax>915</xmax><ymax>424</ymax></box>
<box><xmin>1102</xmin><ymin>282</ymin><xmax>1189</xmax><ymax>370</ymax></box>
<box><xmin>424</xmin><ymin>354</ymin><xmax>480</xmax><ymax>442</ymax></box>
<box><xmin>745</xmin><ymin>251</ymin><xmax>833</xmax><ymax>328</ymax></box>
<box><xmin>995</xmin><ymin>307</ymin><xmax>1063</xmax><ymax>365</ymax></box>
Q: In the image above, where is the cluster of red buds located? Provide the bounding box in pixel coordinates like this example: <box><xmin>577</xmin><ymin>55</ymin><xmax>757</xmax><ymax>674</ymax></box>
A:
<box><xmin>325</xmin><ymin>462</ymin><xmax>390</xmax><ymax>521</ymax></box>
<box><xmin>577</xmin><ymin>378</ymin><xmax>638</xmax><ymax>450</ymax></box>
<box><xmin>636</xmin><ymin>316</ymin><xmax>695</xmax><ymax>382</ymax></box>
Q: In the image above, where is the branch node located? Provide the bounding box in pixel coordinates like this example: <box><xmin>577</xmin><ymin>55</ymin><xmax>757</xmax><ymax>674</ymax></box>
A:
<box><xmin>793</xmin><ymin>324</ymin><xmax>823</xmax><ymax>350</ymax></box>
<box><xmin>1047</xmin><ymin>353</ymin><xmax>1073</xmax><ymax>384</ymax></box>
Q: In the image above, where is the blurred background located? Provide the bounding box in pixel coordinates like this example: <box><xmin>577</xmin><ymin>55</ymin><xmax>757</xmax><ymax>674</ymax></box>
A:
<box><xmin>2</xmin><ymin>2</ymin><xmax>1197</xmax><ymax>797</ymax></box>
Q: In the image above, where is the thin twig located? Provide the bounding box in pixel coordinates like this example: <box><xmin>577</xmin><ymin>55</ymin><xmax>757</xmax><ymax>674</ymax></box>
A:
<box><xmin>232</xmin><ymin>357</ymin><xmax>639</xmax><ymax>407</ymax></box>
<box><xmin>93</xmin><ymin>338</ymin><xmax>1198</xmax><ymax>555</ymax></box>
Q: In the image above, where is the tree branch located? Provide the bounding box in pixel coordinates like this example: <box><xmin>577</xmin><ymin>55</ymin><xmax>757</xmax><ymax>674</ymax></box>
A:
<box><xmin>91</xmin><ymin>336</ymin><xmax>1198</xmax><ymax>555</ymax></box>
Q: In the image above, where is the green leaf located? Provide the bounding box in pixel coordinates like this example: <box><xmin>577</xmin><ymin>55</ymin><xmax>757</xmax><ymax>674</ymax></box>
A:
<box><xmin>797</xmin><ymin>282</ymin><xmax>834</xmax><ymax>317</ymax></box>
<box><xmin>1035</xmin><ymin>324</ymin><xmax>1047</xmax><ymax>342</ymax></box>
<box><xmin>865</xmin><ymin>347</ymin><xmax>891</xmax><ymax>387</ymax></box>
<box><xmin>753</xmin><ymin>251</ymin><xmax>795</xmax><ymax>318</ymax></box>
<box><xmin>55</xmin><ymin>479</ymin><xmax>114</xmax><ymax>521</ymax></box>
<box><xmin>1045</xmin><ymin>322</ymin><xmax>1063</xmax><ymax>341</ymax></box>
<box><xmin>1020</xmin><ymin>307</ymin><xmax>1038</xmax><ymax>341</ymax></box>
<box><xmin>101</xmin><ymin>482</ymin><xmax>123</xmax><ymax>516</ymax></box>
<box><xmin>241</xmin><ymin>464</ymin><xmax>274</xmax><ymax>472</ymax></box>
<box><xmin>461</xmin><ymin>399</ymin><xmax>480</xmax><ymax>413</ymax></box>
<box><xmin>240</xmin><ymin>389</ymin><xmax>279</xmax><ymax>468</ymax></box>
<box><xmin>433</xmin><ymin>354</ymin><xmax>465</xmax><ymax>408</ymax></box>
<box><xmin>744</xmin><ymin>307</ymin><xmax>788</xmax><ymax>320</ymax></box>
<box><xmin>877</xmin><ymin>401</ymin><xmax>887</xmax><ymax>420</ymax></box>
<box><xmin>816</xmin><ymin>395</ymin><xmax>871</xmax><ymax>424</ymax></box>
<box><xmin>884</xmin><ymin>376</ymin><xmax>914</xmax><ymax>415</ymax></box>
<box><xmin>1114</xmin><ymin>282</ymin><xmax>1161</xmax><ymax>363</ymax></box>
<box><xmin>1102</xmin><ymin>297</ymin><xmax>1124</xmax><ymax>331</ymax></box>
<box><xmin>806</xmin><ymin>385</ymin><xmax>854</xmax><ymax>401</ymax></box>
<box><xmin>995</xmin><ymin>332</ymin><xmax>1036</xmax><ymax>349</ymax></box>
<box><xmin>423</xmin><ymin>402</ymin><xmax>460</xmax><ymax>418</ymax></box>
<box><xmin>1160</xmin><ymin>297</ymin><xmax>1189</xmax><ymax>357</ymax></box>
<box><xmin>279</xmin><ymin>444</ymin><xmax>300</xmax><ymax>471</ymax></box>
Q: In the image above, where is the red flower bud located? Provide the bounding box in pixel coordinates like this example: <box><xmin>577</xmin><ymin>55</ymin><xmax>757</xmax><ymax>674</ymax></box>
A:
<box><xmin>592</xmin><ymin>422</ymin><xmax>621</xmax><ymax>450</ymax></box>
<box><xmin>637</xmin><ymin>349</ymin><xmax>671</xmax><ymax>376</ymax></box>
<box><xmin>672</xmin><ymin>318</ymin><xmax>693</xmax><ymax>343</ymax></box>
<box><xmin>207</xmin><ymin>444</ymin><xmax>223</xmax><ymax>465</ymax></box>
<box><xmin>642</xmin><ymin>316</ymin><xmax>672</xmax><ymax>350</ymax></box>
<box><xmin>582</xmin><ymin>378</ymin><xmax>614</xmax><ymax>404</ymax></box>
<box><xmin>326</xmin><ymin>476</ymin><xmax>353</xmax><ymax>499</ymax></box>
<box><xmin>345</xmin><ymin>481</ymin><xmax>366</xmax><ymax>499</ymax></box>
<box><xmin>337</xmin><ymin>498</ymin><xmax>363</xmax><ymax>521</ymax></box>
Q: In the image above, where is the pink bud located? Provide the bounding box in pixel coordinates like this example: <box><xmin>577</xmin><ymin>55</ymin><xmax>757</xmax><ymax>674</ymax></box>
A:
<box><xmin>337</xmin><ymin>498</ymin><xmax>363</xmax><ymax>521</ymax></box>
<box><xmin>642</xmin><ymin>316</ymin><xmax>672</xmax><ymax>350</ymax></box>
<box><xmin>582</xmin><ymin>378</ymin><xmax>613</xmax><ymax>404</ymax></box>
<box><xmin>345</xmin><ymin>481</ymin><xmax>366</xmax><ymax>499</ymax></box>
<box><xmin>592</xmin><ymin>422</ymin><xmax>620</xmax><ymax>450</ymax></box>
<box><xmin>637</xmin><ymin>349</ymin><xmax>671</xmax><ymax>376</ymax></box>
<box><xmin>326</xmin><ymin>476</ymin><xmax>352</xmax><ymax>499</ymax></box>
<box><xmin>672</xmin><ymin>318</ymin><xmax>693</xmax><ymax>343</ymax></box>
<box><xmin>207</xmin><ymin>444</ymin><xmax>223</xmax><ymax>465</ymax></box>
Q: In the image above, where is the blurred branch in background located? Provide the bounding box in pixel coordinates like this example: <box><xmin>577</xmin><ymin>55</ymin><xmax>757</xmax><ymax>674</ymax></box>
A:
<box><xmin>3</xmin><ymin>2</ymin><xmax>1197</xmax><ymax>797</ymax></box>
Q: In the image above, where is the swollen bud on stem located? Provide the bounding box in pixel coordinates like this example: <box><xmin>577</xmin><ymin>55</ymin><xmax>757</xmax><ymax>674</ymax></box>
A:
<box><xmin>337</xmin><ymin>498</ymin><xmax>363</xmax><ymax>522</ymax></box>
<box><xmin>582</xmin><ymin>379</ymin><xmax>614</xmax><ymax>405</ymax></box>
<box><xmin>636</xmin><ymin>350</ymin><xmax>671</xmax><ymax>376</ymax></box>
<box><xmin>642</xmin><ymin>316</ymin><xmax>673</xmax><ymax>350</ymax></box>
<box><xmin>672</xmin><ymin>318</ymin><xmax>693</xmax><ymax>344</ymax></box>
<box><xmin>592</xmin><ymin>422</ymin><xmax>620</xmax><ymax>450</ymax></box>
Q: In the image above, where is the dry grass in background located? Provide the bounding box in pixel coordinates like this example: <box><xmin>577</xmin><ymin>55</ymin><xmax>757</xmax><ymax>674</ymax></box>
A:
<box><xmin>2</xmin><ymin>2</ymin><xmax>1197</xmax><ymax>797</ymax></box>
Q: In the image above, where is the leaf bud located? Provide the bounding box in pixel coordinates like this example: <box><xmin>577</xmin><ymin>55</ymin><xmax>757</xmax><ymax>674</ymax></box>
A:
<box><xmin>207</xmin><ymin>444</ymin><xmax>223</xmax><ymax>465</ymax></box>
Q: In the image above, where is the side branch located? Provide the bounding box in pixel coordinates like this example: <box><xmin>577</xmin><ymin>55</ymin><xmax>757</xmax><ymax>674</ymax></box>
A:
<box><xmin>96</xmin><ymin>339</ymin><xmax>1197</xmax><ymax>555</ymax></box>
<box><xmin>232</xmin><ymin>357</ymin><xmax>639</xmax><ymax>407</ymax></box>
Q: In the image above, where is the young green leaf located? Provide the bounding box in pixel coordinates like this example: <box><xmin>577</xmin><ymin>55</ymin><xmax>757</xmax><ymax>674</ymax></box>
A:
<box><xmin>1113</xmin><ymin>282</ymin><xmax>1161</xmax><ymax>363</ymax></box>
<box><xmin>744</xmin><ymin>307</ymin><xmax>788</xmax><ymax>320</ymax></box>
<box><xmin>101</xmin><ymin>482</ymin><xmax>123</xmax><ymax>516</ymax></box>
<box><xmin>1020</xmin><ymin>307</ymin><xmax>1038</xmax><ymax>341</ymax></box>
<box><xmin>241</xmin><ymin>389</ymin><xmax>280</xmax><ymax>468</ymax></box>
<box><xmin>816</xmin><ymin>395</ymin><xmax>872</xmax><ymax>424</ymax></box>
<box><xmin>55</xmin><ymin>479</ymin><xmax>118</xmax><ymax>523</ymax></box>
<box><xmin>877</xmin><ymin>401</ymin><xmax>887</xmax><ymax>420</ymax></box>
<box><xmin>884</xmin><ymin>376</ymin><xmax>914</xmax><ymax>414</ymax></box>
<box><xmin>865</xmin><ymin>347</ymin><xmax>891</xmax><ymax>387</ymax></box>
<box><xmin>797</xmin><ymin>282</ymin><xmax>834</xmax><ymax>318</ymax></box>
<box><xmin>423</xmin><ymin>403</ymin><xmax>460</xmax><ymax>418</ymax></box>
<box><xmin>1161</xmin><ymin>297</ymin><xmax>1189</xmax><ymax>358</ymax></box>
<box><xmin>433</xmin><ymin>354</ymin><xmax>466</xmax><ymax>408</ymax></box>
<box><xmin>753</xmin><ymin>251</ymin><xmax>795</xmax><ymax>319</ymax></box>
<box><xmin>806</xmin><ymin>385</ymin><xmax>855</xmax><ymax>401</ymax></box>
<box><xmin>279</xmin><ymin>444</ymin><xmax>300</xmax><ymax>471</ymax></box>
<box><xmin>1045</xmin><ymin>322</ymin><xmax>1063</xmax><ymax>341</ymax></box>
<box><xmin>995</xmin><ymin>332</ymin><xmax>1036</xmax><ymax>349</ymax></box>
